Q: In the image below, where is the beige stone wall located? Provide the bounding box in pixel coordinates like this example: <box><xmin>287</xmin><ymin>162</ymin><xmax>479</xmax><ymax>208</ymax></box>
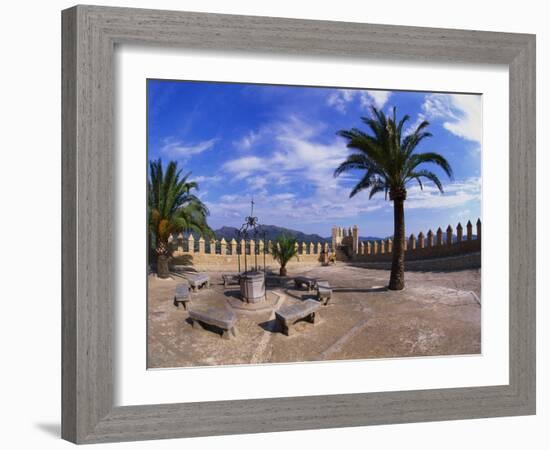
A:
<box><xmin>167</xmin><ymin>237</ymin><xmax>324</xmax><ymax>271</ymax></box>
<box><xmin>346</xmin><ymin>219</ymin><xmax>481</xmax><ymax>263</ymax></box>
<box><xmin>171</xmin><ymin>254</ymin><xmax>320</xmax><ymax>272</ymax></box>
<box><xmin>163</xmin><ymin>219</ymin><xmax>481</xmax><ymax>272</ymax></box>
<box><xmin>351</xmin><ymin>252</ymin><xmax>481</xmax><ymax>271</ymax></box>
<box><xmin>354</xmin><ymin>238</ymin><xmax>481</xmax><ymax>262</ymax></box>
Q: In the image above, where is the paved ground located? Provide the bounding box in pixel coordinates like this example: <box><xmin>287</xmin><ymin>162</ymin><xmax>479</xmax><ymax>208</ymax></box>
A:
<box><xmin>147</xmin><ymin>263</ymin><xmax>481</xmax><ymax>368</ymax></box>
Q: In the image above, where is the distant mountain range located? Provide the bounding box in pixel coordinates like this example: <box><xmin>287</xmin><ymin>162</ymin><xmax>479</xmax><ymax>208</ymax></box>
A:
<box><xmin>214</xmin><ymin>225</ymin><xmax>329</xmax><ymax>243</ymax></box>
<box><xmin>213</xmin><ymin>225</ymin><xmax>384</xmax><ymax>243</ymax></box>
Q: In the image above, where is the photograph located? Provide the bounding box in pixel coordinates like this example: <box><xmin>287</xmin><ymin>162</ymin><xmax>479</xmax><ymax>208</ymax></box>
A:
<box><xmin>1</xmin><ymin>0</ymin><xmax>542</xmax><ymax>446</ymax></box>
<box><xmin>146</xmin><ymin>80</ymin><xmax>482</xmax><ymax>369</ymax></box>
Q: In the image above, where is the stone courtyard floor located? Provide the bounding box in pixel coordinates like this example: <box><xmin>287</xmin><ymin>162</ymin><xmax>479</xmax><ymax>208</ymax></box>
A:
<box><xmin>147</xmin><ymin>263</ymin><xmax>481</xmax><ymax>368</ymax></box>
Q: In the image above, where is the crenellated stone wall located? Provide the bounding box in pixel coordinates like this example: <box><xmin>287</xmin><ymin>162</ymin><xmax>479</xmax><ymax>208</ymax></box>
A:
<box><xmin>166</xmin><ymin>235</ymin><xmax>328</xmax><ymax>271</ymax></box>
<box><xmin>162</xmin><ymin>218</ymin><xmax>481</xmax><ymax>271</ymax></box>
<box><xmin>332</xmin><ymin>219</ymin><xmax>481</xmax><ymax>266</ymax></box>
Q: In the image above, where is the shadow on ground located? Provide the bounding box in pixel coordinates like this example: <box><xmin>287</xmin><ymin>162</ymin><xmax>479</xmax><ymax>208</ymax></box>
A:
<box><xmin>35</xmin><ymin>423</ymin><xmax>60</xmax><ymax>438</ymax></box>
<box><xmin>258</xmin><ymin>318</ymin><xmax>281</xmax><ymax>334</ymax></box>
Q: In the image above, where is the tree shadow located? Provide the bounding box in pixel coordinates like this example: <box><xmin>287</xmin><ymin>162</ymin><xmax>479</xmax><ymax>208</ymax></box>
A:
<box><xmin>170</xmin><ymin>254</ymin><xmax>196</xmax><ymax>272</ymax></box>
<box><xmin>332</xmin><ymin>287</ymin><xmax>388</xmax><ymax>293</ymax></box>
<box><xmin>347</xmin><ymin>261</ymin><xmax>480</xmax><ymax>273</ymax></box>
<box><xmin>265</xmin><ymin>274</ymin><xmax>291</xmax><ymax>288</ymax></box>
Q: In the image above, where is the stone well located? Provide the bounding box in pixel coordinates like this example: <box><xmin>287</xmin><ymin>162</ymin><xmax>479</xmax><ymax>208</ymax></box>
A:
<box><xmin>239</xmin><ymin>271</ymin><xmax>266</xmax><ymax>303</ymax></box>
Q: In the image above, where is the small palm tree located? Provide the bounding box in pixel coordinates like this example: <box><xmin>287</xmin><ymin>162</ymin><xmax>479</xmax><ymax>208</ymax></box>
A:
<box><xmin>271</xmin><ymin>234</ymin><xmax>298</xmax><ymax>276</ymax></box>
<box><xmin>335</xmin><ymin>106</ymin><xmax>453</xmax><ymax>290</ymax></box>
<box><xmin>148</xmin><ymin>159</ymin><xmax>213</xmax><ymax>278</ymax></box>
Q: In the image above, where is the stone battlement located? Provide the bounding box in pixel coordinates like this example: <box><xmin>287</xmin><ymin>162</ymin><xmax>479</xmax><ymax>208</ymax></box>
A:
<box><xmin>162</xmin><ymin>219</ymin><xmax>481</xmax><ymax>271</ymax></box>
<box><xmin>168</xmin><ymin>235</ymin><xmax>331</xmax><ymax>257</ymax></box>
<box><xmin>165</xmin><ymin>235</ymin><xmax>331</xmax><ymax>271</ymax></box>
<box><xmin>332</xmin><ymin>219</ymin><xmax>481</xmax><ymax>265</ymax></box>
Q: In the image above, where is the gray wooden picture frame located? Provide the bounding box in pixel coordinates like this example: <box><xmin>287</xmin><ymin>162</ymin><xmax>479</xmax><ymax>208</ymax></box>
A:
<box><xmin>61</xmin><ymin>4</ymin><xmax>536</xmax><ymax>444</ymax></box>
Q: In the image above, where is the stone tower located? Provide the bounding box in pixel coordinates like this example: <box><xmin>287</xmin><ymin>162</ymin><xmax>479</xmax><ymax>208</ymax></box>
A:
<box><xmin>332</xmin><ymin>226</ymin><xmax>343</xmax><ymax>252</ymax></box>
<box><xmin>352</xmin><ymin>225</ymin><xmax>359</xmax><ymax>254</ymax></box>
<box><xmin>332</xmin><ymin>225</ymin><xmax>360</xmax><ymax>259</ymax></box>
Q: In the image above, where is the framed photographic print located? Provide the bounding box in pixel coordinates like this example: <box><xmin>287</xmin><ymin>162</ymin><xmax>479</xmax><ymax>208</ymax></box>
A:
<box><xmin>62</xmin><ymin>5</ymin><xmax>536</xmax><ymax>444</ymax></box>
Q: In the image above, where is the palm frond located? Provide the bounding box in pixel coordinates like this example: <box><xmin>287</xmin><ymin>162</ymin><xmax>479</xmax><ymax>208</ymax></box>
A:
<box><xmin>405</xmin><ymin>152</ymin><xmax>454</xmax><ymax>180</ymax></box>
<box><xmin>335</xmin><ymin>106</ymin><xmax>453</xmax><ymax>202</ymax></box>
<box><xmin>271</xmin><ymin>234</ymin><xmax>298</xmax><ymax>266</ymax></box>
<box><xmin>147</xmin><ymin>159</ymin><xmax>212</xmax><ymax>254</ymax></box>
<box><xmin>333</xmin><ymin>153</ymin><xmax>373</xmax><ymax>177</ymax></box>
<box><xmin>406</xmin><ymin>170</ymin><xmax>444</xmax><ymax>193</ymax></box>
<box><xmin>368</xmin><ymin>180</ymin><xmax>388</xmax><ymax>199</ymax></box>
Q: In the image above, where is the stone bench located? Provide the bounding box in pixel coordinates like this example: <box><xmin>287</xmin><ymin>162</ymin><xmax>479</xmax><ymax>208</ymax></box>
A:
<box><xmin>294</xmin><ymin>276</ymin><xmax>317</xmax><ymax>291</ymax></box>
<box><xmin>181</xmin><ymin>272</ymin><xmax>210</xmax><ymax>291</ymax></box>
<box><xmin>275</xmin><ymin>300</ymin><xmax>321</xmax><ymax>336</ymax></box>
<box><xmin>316</xmin><ymin>280</ymin><xmax>332</xmax><ymax>305</ymax></box>
<box><xmin>173</xmin><ymin>283</ymin><xmax>190</xmax><ymax>309</ymax></box>
<box><xmin>222</xmin><ymin>273</ymin><xmax>240</xmax><ymax>286</ymax></box>
<box><xmin>188</xmin><ymin>307</ymin><xmax>237</xmax><ymax>339</ymax></box>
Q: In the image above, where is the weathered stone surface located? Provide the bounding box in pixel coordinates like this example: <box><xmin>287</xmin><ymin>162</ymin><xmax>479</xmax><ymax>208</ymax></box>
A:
<box><xmin>188</xmin><ymin>307</ymin><xmax>237</xmax><ymax>339</ymax></box>
<box><xmin>175</xmin><ymin>271</ymin><xmax>210</xmax><ymax>291</ymax></box>
<box><xmin>277</xmin><ymin>300</ymin><xmax>320</xmax><ymax>322</ymax></box>
<box><xmin>316</xmin><ymin>280</ymin><xmax>332</xmax><ymax>305</ymax></box>
<box><xmin>173</xmin><ymin>283</ymin><xmax>190</xmax><ymax>309</ymax></box>
<box><xmin>240</xmin><ymin>271</ymin><xmax>265</xmax><ymax>303</ymax></box>
<box><xmin>275</xmin><ymin>300</ymin><xmax>321</xmax><ymax>336</ymax></box>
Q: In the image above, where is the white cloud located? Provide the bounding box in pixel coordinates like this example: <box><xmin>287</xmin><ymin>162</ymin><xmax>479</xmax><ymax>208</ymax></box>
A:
<box><xmin>196</xmin><ymin>189</ymin><xmax>209</xmax><ymax>201</ymax></box>
<box><xmin>219</xmin><ymin>194</ymin><xmax>239</xmax><ymax>203</ymax></box>
<box><xmin>273</xmin><ymin>193</ymin><xmax>294</xmax><ymax>200</ymax></box>
<box><xmin>206</xmin><ymin>187</ymin><xmax>387</xmax><ymax>231</ymax></box>
<box><xmin>246</xmin><ymin>175</ymin><xmax>268</xmax><ymax>192</ymax></box>
<box><xmin>160</xmin><ymin>137</ymin><xmax>218</xmax><ymax>158</ymax></box>
<box><xmin>406</xmin><ymin>177</ymin><xmax>481</xmax><ymax>210</ymax></box>
<box><xmin>360</xmin><ymin>90</ymin><xmax>392</xmax><ymax>109</ymax></box>
<box><xmin>210</xmin><ymin>115</ymin><xmax>479</xmax><ymax>231</ymax></box>
<box><xmin>207</xmin><ymin>176</ymin><xmax>480</xmax><ymax>232</ymax></box>
<box><xmin>326</xmin><ymin>89</ymin><xmax>355</xmax><ymax>113</ymax></box>
<box><xmin>222</xmin><ymin>156</ymin><xmax>265</xmax><ymax>179</ymax></box>
<box><xmin>412</xmin><ymin>94</ymin><xmax>482</xmax><ymax>142</ymax></box>
<box><xmin>327</xmin><ymin>89</ymin><xmax>391</xmax><ymax>113</ymax></box>
<box><xmin>403</xmin><ymin>115</ymin><xmax>426</xmax><ymax>136</ymax></box>
<box><xmin>233</xmin><ymin>130</ymin><xmax>260</xmax><ymax>150</ymax></box>
<box><xmin>211</xmin><ymin>116</ymin><xmax>391</xmax><ymax>227</ymax></box>
<box><xmin>192</xmin><ymin>175</ymin><xmax>222</xmax><ymax>184</ymax></box>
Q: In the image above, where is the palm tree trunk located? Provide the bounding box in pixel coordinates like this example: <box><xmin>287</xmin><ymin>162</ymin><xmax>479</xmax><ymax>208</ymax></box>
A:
<box><xmin>389</xmin><ymin>198</ymin><xmax>405</xmax><ymax>290</ymax></box>
<box><xmin>157</xmin><ymin>254</ymin><xmax>170</xmax><ymax>279</ymax></box>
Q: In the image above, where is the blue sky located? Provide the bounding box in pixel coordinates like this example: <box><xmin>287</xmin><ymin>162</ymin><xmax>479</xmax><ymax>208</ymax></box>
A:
<box><xmin>148</xmin><ymin>80</ymin><xmax>481</xmax><ymax>238</ymax></box>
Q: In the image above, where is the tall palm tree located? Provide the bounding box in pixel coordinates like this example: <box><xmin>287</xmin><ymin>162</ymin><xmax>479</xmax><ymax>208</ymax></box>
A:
<box><xmin>334</xmin><ymin>106</ymin><xmax>453</xmax><ymax>290</ymax></box>
<box><xmin>148</xmin><ymin>159</ymin><xmax>213</xmax><ymax>278</ymax></box>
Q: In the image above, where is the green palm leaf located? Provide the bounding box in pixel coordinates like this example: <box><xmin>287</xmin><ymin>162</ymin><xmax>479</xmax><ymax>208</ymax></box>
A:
<box><xmin>147</xmin><ymin>159</ymin><xmax>213</xmax><ymax>264</ymax></box>
<box><xmin>271</xmin><ymin>234</ymin><xmax>298</xmax><ymax>274</ymax></box>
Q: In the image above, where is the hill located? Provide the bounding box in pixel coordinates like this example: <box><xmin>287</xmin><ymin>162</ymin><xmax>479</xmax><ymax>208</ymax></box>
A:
<box><xmin>214</xmin><ymin>225</ymin><xmax>329</xmax><ymax>243</ymax></box>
